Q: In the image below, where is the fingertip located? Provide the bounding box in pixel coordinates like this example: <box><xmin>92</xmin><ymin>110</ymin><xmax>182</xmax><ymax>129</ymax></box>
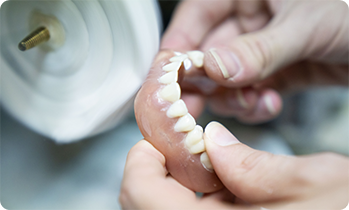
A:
<box><xmin>236</xmin><ymin>88</ymin><xmax>282</xmax><ymax>123</ymax></box>
<box><xmin>262</xmin><ymin>89</ymin><xmax>282</xmax><ymax>116</ymax></box>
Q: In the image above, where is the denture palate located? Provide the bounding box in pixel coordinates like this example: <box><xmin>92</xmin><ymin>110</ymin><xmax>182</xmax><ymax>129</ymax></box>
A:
<box><xmin>135</xmin><ymin>50</ymin><xmax>223</xmax><ymax>193</ymax></box>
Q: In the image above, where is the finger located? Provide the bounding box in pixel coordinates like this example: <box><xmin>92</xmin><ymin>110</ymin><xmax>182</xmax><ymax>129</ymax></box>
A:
<box><xmin>256</xmin><ymin>61</ymin><xmax>349</xmax><ymax>93</ymax></box>
<box><xmin>235</xmin><ymin>88</ymin><xmax>282</xmax><ymax>123</ymax></box>
<box><xmin>236</xmin><ymin>0</ymin><xmax>271</xmax><ymax>33</ymax></box>
<box><xmin>120</xmin><ymin>140</ymin><xmax>196</xmax><ymax>209</ymax></box>
<box><xmin>181</xmin><ymin>92</ymin><xmax>206</xmax><ymax>119</ymax></box>
<box><xmin>202</xmin><ymin>187</ymin><xmax>236</xmax><ymax>203</ymax></box>
<box><xmin>200</xmin><ymin>17</ymin><xmax>242</xmax><ymax>51</ymax></box>
<box><xmin>207</xmin><ymin>88</ymin><xmax>282</xmax><ymax>123</ymax></box>
<box><xmin>204</xmin><ymin>122</ymin><xmax>348</xmax><ymax>203</ymax></box>
<box><xmin>161</xmin><ymin>0</ymin><xmax>234</xmax><ymax>51</ymax></box>
<box><xmin>203</xmin><ymin>15</ymin><xmax>311</xmax><ymax>88</ymax></box>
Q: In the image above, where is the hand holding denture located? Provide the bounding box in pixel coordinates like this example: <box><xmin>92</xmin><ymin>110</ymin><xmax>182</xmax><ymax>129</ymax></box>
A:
<box><xmin>162</xmin><ymin>0</ymin><xmax>348</xmax><ymax>123</ymax></box>
<box><xmin>120</xmin><ymin>122</ymin><xmax>349</xmax><ymax>209</ymax></box>
<box><xmin>122</xmin><ymin>0</ymin><xmax>349</xmax><ymax>208</ymax></box>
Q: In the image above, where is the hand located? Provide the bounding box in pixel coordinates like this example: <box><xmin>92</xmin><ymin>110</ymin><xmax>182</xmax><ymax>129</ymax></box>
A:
<box><xmin>119</xmin><ymin>122</ymin><xmax>349</xmax><ymax>209</ymax></box>
<box><xmin>161</xmin><ymin>0</ymin><xmax>348</xmax><ymax>123</ymax></box>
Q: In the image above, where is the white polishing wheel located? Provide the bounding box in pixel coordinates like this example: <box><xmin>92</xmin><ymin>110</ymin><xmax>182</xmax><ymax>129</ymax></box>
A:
<box><xmin>0</xmin><ymin>0</ymin><xmax>161</xmax><ymax>142</ymax></box>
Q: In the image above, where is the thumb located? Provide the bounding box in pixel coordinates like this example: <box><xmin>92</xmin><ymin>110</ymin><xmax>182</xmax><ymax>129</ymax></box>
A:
<box><xmin>203</xmin><ymin>24</ymin><xmax>307</xmax><ymax>87</ymax></box>
<box><xmin>203</xmin><ymin>121</ymin><xmax>306</xmax><ymax>203</ymax></box>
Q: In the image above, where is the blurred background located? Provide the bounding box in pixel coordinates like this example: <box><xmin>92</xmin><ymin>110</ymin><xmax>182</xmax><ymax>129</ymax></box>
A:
<box><xmin>1</xmin><ymin>1</ymin><xmax>348</xmax><ymax>209</ymax></box>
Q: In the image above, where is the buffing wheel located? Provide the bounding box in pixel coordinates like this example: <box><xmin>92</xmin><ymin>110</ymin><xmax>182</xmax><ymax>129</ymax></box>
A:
<box><xmin>0</xmin><ymin>0</ymin><xmax>161</xmax><ymax>142</ymax></box>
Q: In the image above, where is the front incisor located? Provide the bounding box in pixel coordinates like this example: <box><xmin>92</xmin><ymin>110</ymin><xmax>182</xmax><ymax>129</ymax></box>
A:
<box><xmin>162</xmin><ymin>61</ymin><xmax>182</xmax><ymax>72</ymax></box>
<box><xmin>187</xmin><ymin>50</ymin><xmax>204</xmax><ymax>68</ymax></box>
<box><xmin>159</xmin><ymin>71</ymin><xmax>178</xmax><ymax>84</ymax></box>
<box><xmin>170</xmin><ymin>54</ymin><xmax>188</xmax><ymax>62</ymax></box>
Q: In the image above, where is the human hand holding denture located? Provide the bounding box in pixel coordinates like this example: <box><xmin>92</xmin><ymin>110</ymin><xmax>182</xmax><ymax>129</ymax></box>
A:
<box><xmin>162</xmin><ymin>0</ymin><xmax>348</xmax><ymax>123</ymax></box>
<box><xmin>120</xmin><ymin>122</ymin><xmax>349</xmax><ymax>209</ymax></box>
<box><xmin>120</xmin><ymin>0</ymin><xmax>348</xmax><ymax>209</ymax></box>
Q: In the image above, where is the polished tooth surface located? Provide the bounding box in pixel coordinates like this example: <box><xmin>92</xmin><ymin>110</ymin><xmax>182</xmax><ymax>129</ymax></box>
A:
<box><xmin>185</xmin><ymin>125</ymin><xmax>203</xmax><ymax>148</ymax></box>
<box><xmin>162</xmin><ymin>61</ymin><xmax>182</xmax><ymax>72</ymax></box>
<box><xmin>166</xmin><ymin>99</ymin><xmax>188</xmax><ymax>118</ymax></box>
<box><xmin>183</xmin><ymin>58</ymin><xmax>192</xmax><ymax>70</ymax></box>
<box><xmin>174</xmin><ymin>113</ymin><xmax>196</xmax><ymax>132</ymax></box>
<box><xmin>189</xmin><ymin>140</ymin><xmax>206</xmax><ymax>154</ymax></box>
<box><xmin>200</xmin><ymin>152</ymin><xmax>213</xmax><ymax>170</ymax></box>
<box><xmin>187</xmin><ymin>50</ymin><xmax>204</xmax><ymax>68</ymax></box>
<box><xmin>159</xmin><ymin>82</ymin><xmax>181</xmax><ymax>103</ymax></box>
<box><xmin>170</xmin><ymin>54</ymin><xmax>188</xmax><ymax>62</ymax></box>
<box><xmin>159</xmin><ymin>71</ymin><xmax>178</xmax><ymax>84</ymax></box>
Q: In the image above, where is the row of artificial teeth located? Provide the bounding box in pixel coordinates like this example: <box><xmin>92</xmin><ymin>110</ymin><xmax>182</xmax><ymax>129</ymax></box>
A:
<box><xmin>158</xmin><ymin>50</ymin><xmax>213</xmax><ymax>171</ymax></box>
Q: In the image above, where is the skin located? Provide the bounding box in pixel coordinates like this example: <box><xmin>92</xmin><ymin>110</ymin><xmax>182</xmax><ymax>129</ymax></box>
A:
<box><xmin>120</xmin><ymin>126</ymin><xmax>349</xmax><ymax>209</ymax></box>
<box><xmin>162</xmin><ymin>0</ymin><xmax>348</xmax><ymax>123</ymax></box>
<box><xmin>122</xmin><ymin>0</ymin><xmax>349</xmax><ymax>208</ymax></box>
<box><xmin>134</xmin><ymin>50</ymin><xmax>223</xmax><ymax>193</ymax></box>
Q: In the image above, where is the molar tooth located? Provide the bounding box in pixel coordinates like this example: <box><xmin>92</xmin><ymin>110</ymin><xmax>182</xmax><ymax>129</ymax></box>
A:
<box><xmin>162</xmin><ymin>61</ymin><xmax>182</xmax><ymax>72</ymax></box>
<box><xmin>185</xmin><ymin>125</ymin><xmax>203</xmax><ymax>148</ymax></box>
<box><xmin>166</xmin><ymin>99</ymin><xmax>188</xmax><ymax>118</ymax></box>
<box><xmin>189</xmin><ymin>140</ymin><xmax>205</xmax><ymax>154</ymax></box>
<box><xmin>159</xmin><ymin>71</ymin><xmax>178</xmax><ymax>84</ymax></box>
<box><xmin>174</xmin><ymin>113</ymin><xmax>196</xmax><ymax>132</ymax></box>
<box><xmin>160</xmin><ymin>83</ymin><xmax>181</xmax><ymax>102</ymax></box>
<box><xmin>200</xmin><ymin>152</ymin><xmax>213</xmax><ymax>170</ymax></box>
<box><xmin>187</xmin><ymin>50</ymin><xmax>204</xmax><ymax>68</ymax></box>
<box><xmin>170</xmin><ymin>54</ymin><xmax>188</xmax><ymax>62</ymax></box>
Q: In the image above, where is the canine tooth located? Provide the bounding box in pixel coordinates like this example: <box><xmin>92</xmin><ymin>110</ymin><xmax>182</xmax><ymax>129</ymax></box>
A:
<box><xmin>183</xmin><ymin>58</ymin><xmax>192</xmax><ymax>70</ymax></box>
<box><xmin>162</xmin><ymin>61</ymin><xmax>182</xmax><ymax>72</ymax></box>
<box><xmin>200</xmin><ymin>152</ymin><xmax>213</xmax><ymax>170</ymax></box>
<box><xmin>187</xmin><ymin>50</ymin><xmax>204</xmax><ymax>68</ymax></box>
<box><xmin>170</xmin><ymin>54</ymin><xmax>188</xmax><ymax>62</ymax></box>
<box><xmin>166</xmin><ymin>99</ymin><xmax>188</xmax><ymax>118</ymax></box>
<box><xmin>189</xmin><ymin>140</ymin><xmax>205</xmax><ymax>154</ymax></box>
<box><xmin>174</xmin><ymin>113</ymin><xmax>196</xmax><ymax>132</ymax></box>
<box><xmin>185</xmin><ymin>125</ymin><xmax>203</xmax><ymax>148</ymax></box>
<box><xmin>160</xmin><ymin>83</ymin><xmax>181</xmax><ymax>102</ymax></box>
<box><xmin>159</xmin><ymin>71</ymin><xmax>178</xmax><ymax>84</ymax></box>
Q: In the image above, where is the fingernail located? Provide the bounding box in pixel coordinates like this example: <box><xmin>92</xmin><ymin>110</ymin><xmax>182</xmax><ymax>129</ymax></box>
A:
<box><xmin>209</xmin><ymin>48</ymin><xmax>242</xmax><ymax>80</ymax></box>
<box><xmin>236</xmin><ymin>89</ymin><xmax>249</xmax><ymax>109</ymax></box>
<box><xmin>204</xmin><ymin>121</ymin><xmax>240</xmax><ymax>146</ymax></box>
<box><xmin>264</xmin><ymin>95</ymin><xmax>276</xmax><ymax>115</ymax></box>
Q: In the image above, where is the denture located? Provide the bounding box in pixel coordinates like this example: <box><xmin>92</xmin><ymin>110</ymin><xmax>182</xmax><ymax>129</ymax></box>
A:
<box><xmin>134</xmin><ymin>50</ymin><xmax>223</xmax><ymax>193</ymax></box>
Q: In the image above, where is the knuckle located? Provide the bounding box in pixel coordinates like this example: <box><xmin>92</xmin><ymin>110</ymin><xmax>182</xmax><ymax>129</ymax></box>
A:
<box><xmin>237</xmin><ymin>32</ymin><xmax>280</xmax><ymax>80</ymax></box>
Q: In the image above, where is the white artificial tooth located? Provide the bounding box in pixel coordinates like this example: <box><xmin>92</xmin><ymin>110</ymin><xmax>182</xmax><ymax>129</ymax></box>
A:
<box><xmin>185</xmin><ymin>125</ymin><xmax>203</xmax><ymax>148</ymax></box>
<box><xmin>187</xmin><ymin>50</ymin><xmax>204</xmax><ymax>68</ymax></box>
<box><xmin>200</xmin><ymin>152</ymin><xmax>213</xmax><ymax>170</ymax></box>
<box><xmin>183</xmin><ymin>58</ymin><xmax>192</xmax><ymax>70</ymax></box>
<box><xmin>162</xmin><ymin>61</ymin><xmax>182</xmax><ymax>72</ymax></box>
<box><xmin>159</xmin><ymin>71</ymin><xmax>178</xmax><ymax>84</ymax></box>
<box><xmin>174</xmin><ymin>51</ymin><xmax>182</xmax><ymax>56</ymax></box>
<box><xmin>166</xmin><ymin>99</ymin><xmax>188</xmax><ymax>118</ymax></box>
<box><xmin>189</xmin><ymin>139</ymin><xmax>206</xmax><ymax>154</ymax></box>
<box><xmin>170</xmin><ymin>54</ymin><xmax>188</xmax><ymax>62</ymax></box>
<box><xmin>159</xmin><ymin>83</ymin><xmax>181</xmax><ymax>103</ymax></box>
<box><xmin>174</xmin><ymin>113</ymin><xmax>196</xmax><ymax>132</ymax></box>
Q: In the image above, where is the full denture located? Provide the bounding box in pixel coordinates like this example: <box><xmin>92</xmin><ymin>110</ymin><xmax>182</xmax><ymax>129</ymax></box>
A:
<box><xmin>134</xmin><ymin>50</ymin><xmax>223</xmax><ymax>192</ymax></box>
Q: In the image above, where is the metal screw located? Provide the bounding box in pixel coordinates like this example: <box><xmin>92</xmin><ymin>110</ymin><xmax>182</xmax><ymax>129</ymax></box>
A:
<box><xmin>18</xmin><ymin>27</ymin><xmax>50</xmax><ymax>51</ymax></box>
